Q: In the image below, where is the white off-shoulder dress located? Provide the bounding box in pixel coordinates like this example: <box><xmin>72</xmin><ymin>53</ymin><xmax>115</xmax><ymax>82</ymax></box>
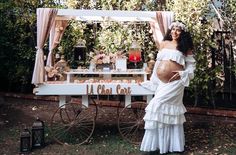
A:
<box><xmin>140</xmin><ymin>48</ymin><xmax>196</xmax><ymax>154</ymax></box>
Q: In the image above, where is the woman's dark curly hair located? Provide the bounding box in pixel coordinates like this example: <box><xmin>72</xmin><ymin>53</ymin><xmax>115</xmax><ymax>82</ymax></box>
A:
<box><xmin>163</xmin><ymin>21</ymin><xmax>194</xmax><ymax>55</ymax></box>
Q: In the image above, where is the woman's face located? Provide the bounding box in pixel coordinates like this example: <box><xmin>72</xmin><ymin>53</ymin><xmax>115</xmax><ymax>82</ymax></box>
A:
<box><xmin>171</xmin><ymin>26</ymin><xmax>182</xmax><ymax>41</ymax></box>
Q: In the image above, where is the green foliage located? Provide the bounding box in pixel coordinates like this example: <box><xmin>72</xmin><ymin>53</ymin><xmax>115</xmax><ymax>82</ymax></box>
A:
<box><xmin>59</xmin><ymin>0</ymin><xmax>159</xmax><ymax>65</ymax></box>
<box><xmin>59</xmin><ymin>20</ymin><xmax>86</xmax><ymax>54</ymax></box>
<box><xmin>223</xmin><ymin>0</ymin><xmax>236</xmax><ymax>81</ymax></box>
<box><xmin>95</xmin><ymin>23</ymin><xmax>132</xmax><ymax>54</ymax></box>
<box><xmin>0</xmin><ymin>0</ymin><xmax>58</xmax><ymax>92</ymax></box>
<box><xmin>93</xmin><ymin>22</ymin><xmax>156</xmax><ymax>59</ymax></box>
<box><xmin>224</xmin><ymin>0</ymin><xmax>236</xmax><ymax>28</ymax></box>
<box><xmin>1</xmin><ymin>0</ymin><xmax>236</xmax><ymax>102</ymax></box>
<box><xmin>167</xmin><ymin>0</ymin><xmax>221</xmax><ymax>104</ymax></box>
<box><xmin>65</xmin><ymin>0</ymin><xmax>160</xmax><ymax>11</ymax></box>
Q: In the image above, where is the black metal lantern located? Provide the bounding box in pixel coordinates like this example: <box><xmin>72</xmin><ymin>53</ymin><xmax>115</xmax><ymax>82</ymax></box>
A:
<box><xmin>31</xmin><ymin>117</ymin><xmax>45</xmax><ymax>148</ymax></box>
<box><xmin>72</xmin><ymin>39</ymin><xmax>86</xmax><ymax>68</ymax></box>
<box><xmin>20</xmin><ymin>128</ymin><xmax>31</xmax><ymax>153</ymax></box>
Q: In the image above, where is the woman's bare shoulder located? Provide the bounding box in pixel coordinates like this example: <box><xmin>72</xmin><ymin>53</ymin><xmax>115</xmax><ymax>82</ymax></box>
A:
<box><xmin>159</xmin><ymin>41</ymin><xmax>176</xmax><ymax>50</ymax></box>
<box><xmin>159</xmin><ymin>41</ymin><xmax>169</xmax><ymax>50</ymax></box>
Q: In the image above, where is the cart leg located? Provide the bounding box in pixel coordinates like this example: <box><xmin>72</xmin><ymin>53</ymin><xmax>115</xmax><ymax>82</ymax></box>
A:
<box><xmin>82</xmin><ymin>95</ymin><xmax>89</xmax><ymax>107</ymax></box>
<box><xmin>59</xmin><ymin>95</ymin><xmax>66</xmax><ymax>107</ymax></box>
<box><xmin>59</xmin><ymin>96</ymin><xmax>71</xmax><ymax>108</ymax></box>
<box><xmin>125</xmin><ymin>95</ymin><xmax>131</xmax><ymax>107</ymax></box>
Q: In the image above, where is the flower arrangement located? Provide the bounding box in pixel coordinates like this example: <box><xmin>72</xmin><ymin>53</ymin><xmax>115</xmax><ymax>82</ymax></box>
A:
<box><xmin>88</xmin><ymin>49</ymin><xmax>127</xmax><ymax>65</ymax></box>
<box><xmin>45</xmin><ymin>56</ymin><xmax>70</xmax><ymax>81</ymax></box>
<box><xmin>45</xmin><ymin>66</ymin><xmax>63</xmax><ymax>80</ymax></box>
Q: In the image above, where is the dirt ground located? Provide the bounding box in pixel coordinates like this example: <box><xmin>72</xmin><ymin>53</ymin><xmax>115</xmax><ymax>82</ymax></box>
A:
<box><xmin>0</xmin><ymin>96</ymin><xmax>236</xmax><ymax>155</ymax></box>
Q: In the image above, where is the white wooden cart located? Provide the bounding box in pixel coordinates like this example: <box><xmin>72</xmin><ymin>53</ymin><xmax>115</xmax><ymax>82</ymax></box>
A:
<box><xmin>32</xmin><ymin>8</ymin><xmax>173</xmax><ymax>145</ymax></box>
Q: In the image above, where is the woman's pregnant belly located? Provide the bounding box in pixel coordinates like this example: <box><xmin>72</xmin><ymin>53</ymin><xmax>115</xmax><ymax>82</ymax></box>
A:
<box><xmin>156</xmin><ymin>60</ymin><xmax>184</xmax><ymax>83</ymax></box>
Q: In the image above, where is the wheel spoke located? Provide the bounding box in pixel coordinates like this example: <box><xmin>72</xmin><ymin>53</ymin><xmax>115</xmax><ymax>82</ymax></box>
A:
<box><xmin>50</xmin><ymin>102</ymin><xmax>97</xmax><ymax>145</ymax></box>
<box><xmin>118</xmin><ymin>102</ymin><xmax>146</xmax><ymax>145</ymax></box>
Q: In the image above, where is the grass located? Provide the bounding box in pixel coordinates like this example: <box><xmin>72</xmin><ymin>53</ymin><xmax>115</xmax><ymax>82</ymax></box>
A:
<box><xmin>83</xmin><ymin>135</ymin><xmax>140</xmax><ymax>155</ymax></box>
<box><xmin>44</xmin><ymin>123</ymin><xmax>141</xmax><ymax>155</ymax></box>
<box><xmin>1</xmin><ymin>122</ymin><xmax>236</xmax><ymax>155</ymax></box>
<box><xmin>0</xmin><ymin>98</ymin><xmax>236</xmax><ymax>155</ymax></box>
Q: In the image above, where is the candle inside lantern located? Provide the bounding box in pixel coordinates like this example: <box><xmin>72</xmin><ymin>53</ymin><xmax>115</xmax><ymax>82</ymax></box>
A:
<box><xmin>129</xmin><ymin>41</ymin><xmax>142</xmax><ymax>68</ymax></box>
<box><xmin>129</xmin><ymin>50</ymin><xmax>141</xmax><ymax>63</ymax></box>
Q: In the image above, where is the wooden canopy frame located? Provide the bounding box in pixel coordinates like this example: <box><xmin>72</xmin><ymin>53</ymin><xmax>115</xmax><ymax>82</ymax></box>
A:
<box><xmin>32</xmin><ymin>8</ymin><xmax>174</xmax><ymax>85</ymax></box>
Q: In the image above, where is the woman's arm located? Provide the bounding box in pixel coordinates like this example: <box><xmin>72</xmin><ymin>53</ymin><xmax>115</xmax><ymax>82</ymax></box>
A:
<box><xmin>140</xmin><ymin>57</ymin><xmax>160</xmax><ymax>92</ymax></box>
<box><xmin>178</xmin><ymin>50</ymin><xmax>196</xmax><ymax>86</ymax></box>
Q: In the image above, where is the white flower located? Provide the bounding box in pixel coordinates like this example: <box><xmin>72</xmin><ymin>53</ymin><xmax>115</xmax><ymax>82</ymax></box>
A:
<box><xmin>58</xmin><ymin>46</ymin><xmax>63</xmax><ymax>52</ymax></box>
<box><xmin>103</xmin><ymin>55</ymin><xmax>110</xmax><ymax>64</ymax></box>
<box><xmin>148</xmin><ymin>53</ymin><xmax>154</xmax><ymax>59</ymax></box>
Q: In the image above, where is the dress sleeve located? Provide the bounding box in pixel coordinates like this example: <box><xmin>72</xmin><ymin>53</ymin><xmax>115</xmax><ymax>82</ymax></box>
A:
<box><xmin>140</xmin><ymin>59</ymin><xmax>160</xmax><ymax>92</ymax></box>
<box><xmin>178</xmin><ymin>55</ymin><xmax>196</xmax><ymax>87</ymax></box>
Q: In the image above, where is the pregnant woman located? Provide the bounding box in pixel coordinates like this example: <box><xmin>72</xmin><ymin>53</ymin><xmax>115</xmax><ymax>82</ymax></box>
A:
<box><xmin>140</xmin><ymin>21</ymin><xmax>196</xmax><ymax>154</ymax></box>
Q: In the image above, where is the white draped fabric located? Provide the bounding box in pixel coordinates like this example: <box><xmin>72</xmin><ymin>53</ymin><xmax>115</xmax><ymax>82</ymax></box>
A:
<box><xmin>32</xmin><ymin>8</ymin><xmax>58</xmax><ymax>85</ymax></box>
<box><xmin>140</xmin><ymin>79</ymin><xmax>186</xmax><ymax>154</ymax></box>
<box><xmin>47</xmin><ymin>20</ymin><xmax>68</xmax><ymax>67</ymax></box>
<box><xmin>150</xmin><ymin>11</ymin><xmax>174</xmax><ymax>48</ymax></box>
<box><xmin>140</xmin><ymin>48</ymin><xmax>196</xmax><ymax>153</ymax></box>
<box><xmin>140</xmin><ymin>124</ymin><xmax>185</xmax><ymax>153</ymax></box>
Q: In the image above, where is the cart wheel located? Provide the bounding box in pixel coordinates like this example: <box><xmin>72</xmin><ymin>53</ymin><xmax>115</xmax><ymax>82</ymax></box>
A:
<box><xmin>118</xmin><ymin>101</ymin><xmax>147</xmax><ymax>145</ymax></box>
<box><xmin>50</xmin><ymin>102</ymin><xmax>97</xmax><ymax>145</ymax></box>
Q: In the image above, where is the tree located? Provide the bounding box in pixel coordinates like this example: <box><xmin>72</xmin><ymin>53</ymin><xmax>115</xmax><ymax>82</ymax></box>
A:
<box><xmin>0</xmin><ymin>0</ymin><xmax>58</xmax><ymax>92</ymax></box>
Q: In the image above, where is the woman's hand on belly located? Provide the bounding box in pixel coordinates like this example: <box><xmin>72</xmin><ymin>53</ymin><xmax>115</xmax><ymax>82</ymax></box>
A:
<box><xmin>168</xmin><ymin>71</ymin><xmax>180</xmax><ymax>82</ymax></box>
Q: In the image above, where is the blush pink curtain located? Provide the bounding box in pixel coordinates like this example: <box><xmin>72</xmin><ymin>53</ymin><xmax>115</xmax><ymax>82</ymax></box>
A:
<box><xmin>32</xmin><ymin>8</ymin><xmax>58</xmax><ymax>85</ymax></box>
<box><xmin>150</xmin><ymin>11</ymin><xmax>174</xmax><ymax>48</ymax></box>
<box><xmin>47</xmin><ymin>20</ymin><xmax>68</xmax><ymax>67</ymax></box>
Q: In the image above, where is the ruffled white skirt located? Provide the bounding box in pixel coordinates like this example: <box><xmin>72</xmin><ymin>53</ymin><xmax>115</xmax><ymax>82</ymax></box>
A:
<box><xmin>140</xmin><ymin>80</ymin><xmax>186</xmax><ymax>154</ymax></box>
<box><xmin>140</xmin><ymin>124</ymin><xmax>185</xmax><ymax>154</ymax></box>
